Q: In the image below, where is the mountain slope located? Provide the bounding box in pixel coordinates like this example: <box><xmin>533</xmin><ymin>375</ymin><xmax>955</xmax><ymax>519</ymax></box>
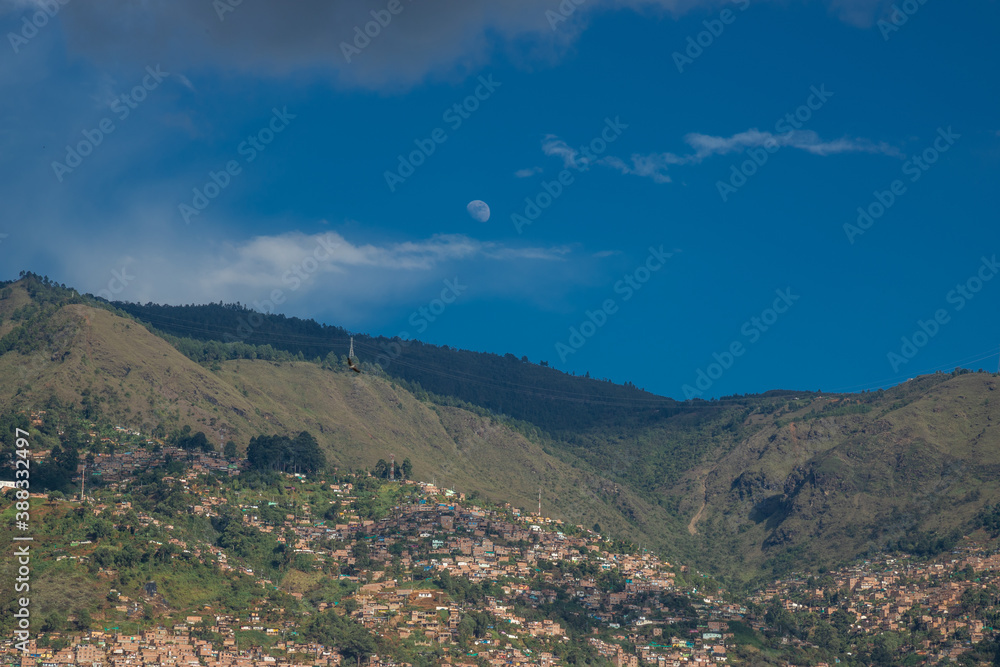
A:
<box><xmin>6</xmin><ymin>275</ymin><xmax>1000</xmax><ymax>585</ymax></box>
<box><xmin>0</xmin><ymin>279</ymin><xmax>689</xmax><ymax>558</ymax></box>
<box><xmin>111</xmin><ymin>300</ymin><xmax>675</xmax><ymax>433</ymax></box>
<box><xmin>684</xmin><ymin>373</ymin><xmax>1000</xmax><ymax>578</ymax></box>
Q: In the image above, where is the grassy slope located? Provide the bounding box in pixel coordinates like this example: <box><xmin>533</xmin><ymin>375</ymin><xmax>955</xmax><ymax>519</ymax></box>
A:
<box><xmin>687</xmin><ymin>374</ymin><xmax>1000</xmax><ymax>580</ymax></box>
<box><xmin>6</xmin><ymin>282</ymin><xmax>1000</xmax><ymax>584</ymax></box>
<box><xmin>0</xmin><ymin>289</ymin><xmax>684</xmax><ymax>557</ymax></box>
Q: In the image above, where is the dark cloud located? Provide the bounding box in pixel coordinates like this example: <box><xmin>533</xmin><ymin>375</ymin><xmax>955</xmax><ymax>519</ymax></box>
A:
<box><xmin>3</xmin><ymin>0</ymin><xmax>889</xmax><ymax>90</ymax></box>
<box><xmin>46</xmin><ymin>1</ymin><xmax>570</xmax><ymax>90</ymax></box>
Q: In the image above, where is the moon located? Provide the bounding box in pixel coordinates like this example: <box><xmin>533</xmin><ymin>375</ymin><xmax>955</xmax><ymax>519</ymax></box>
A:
<box><xmin>466</xmin><ymin>200</ymin><xmax>490</xmax><ymax>222</ymax></box>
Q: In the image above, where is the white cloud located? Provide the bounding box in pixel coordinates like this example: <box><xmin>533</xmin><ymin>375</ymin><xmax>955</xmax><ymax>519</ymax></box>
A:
<box><xmin>56</xmin><ymin>225</ymin><xmax>580</xmax><ymax>326</ymax></box>
<box><xmin>685</xmin><ymin>129</ymin><xmax>901</xmax><ymax>158</ymax></box>
<box><xmin>195</xmin><ymin>230</ymin><xmax>570</xmax><ymax>291</ymax></box>
<box><xmin>546</xmin><ymin>128</ymin><xmax>901</xmax><ymax>184</ymax></box>
<box><xmin>514</xmin><ymin>166</ymin><xmax>543</xmax><ymax>178</ymax></box>
<box><xmin>542</xmin><ymin>135</ymin><xmax>594</xmax><ymax>171</ymax></box>
<box><xmin>601</xmin><ymin>155</ymin><xmax>676</xmax><ymax>183</ymax></box>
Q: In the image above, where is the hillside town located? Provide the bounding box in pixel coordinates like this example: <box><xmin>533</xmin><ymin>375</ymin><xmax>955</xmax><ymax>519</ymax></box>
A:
<box><xmin>1</xmin><ymin>478</ymin><xmax>748</xmax><ymax>665</ymax></box>
<box><xmin>756</xmin><ymin>543</ymin><xmax>1000</xmax><ymax>664</ymax></box>
<box><xmin>1</xmin><ymin>419</ymin><xmax>748</xmax><ymax>666</ymax></box>
<box><xmin>6</xmin><ymin>417</ymin><xmax>1000</xmax><ymax>665</ymax></box>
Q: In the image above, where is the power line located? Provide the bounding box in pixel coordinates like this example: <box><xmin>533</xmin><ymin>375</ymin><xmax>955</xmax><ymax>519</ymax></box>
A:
<box><xmin>113</xmin><ymin>306</ymin><xmax>1000</xmax><ymax>409</ymax></box>
<box><xmin>824</xmin><ymin>346</ymin><xmax>1000</xmax><ymax>394</ymax></box>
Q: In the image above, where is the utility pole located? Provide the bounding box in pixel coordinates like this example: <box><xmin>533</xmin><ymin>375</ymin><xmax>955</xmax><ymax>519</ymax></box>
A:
<box><xmin>80</xmin><ymin>462</ymin><xmax>86</xmax><ymax>501</ymax></box>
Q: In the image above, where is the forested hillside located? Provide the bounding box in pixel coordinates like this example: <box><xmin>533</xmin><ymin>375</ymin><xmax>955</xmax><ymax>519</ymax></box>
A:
<box><xmin>112</xmin><ymin>300</ymin><xmax>675</xmax><ymax>433</ymax></box>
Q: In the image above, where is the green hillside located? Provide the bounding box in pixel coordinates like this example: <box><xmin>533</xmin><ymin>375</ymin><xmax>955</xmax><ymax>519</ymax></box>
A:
<box><xmin>4</xmin><ymin>273</ymin><xmax>1000</xmax><ymax>586</ymax></box>
<box><xmin>0</xmin><ymin>276</ymin><xmax>688</xmax><ymax>560</ymax></box>
<box><xmin>111</xmin><ymin>299</ymin><xmax>675</xmax><ymax>433</ymax></box>
<box><xmin>686</xmin><ymin>372</ymin><xmax>1000</xmax><ymax>577</ymax></box>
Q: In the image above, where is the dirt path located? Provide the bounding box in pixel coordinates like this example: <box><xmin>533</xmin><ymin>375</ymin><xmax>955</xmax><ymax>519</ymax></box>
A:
<box><xmin>687</xmin><ymin>476</ymin><xmax>708</xmax><ymax>535</ymax></box>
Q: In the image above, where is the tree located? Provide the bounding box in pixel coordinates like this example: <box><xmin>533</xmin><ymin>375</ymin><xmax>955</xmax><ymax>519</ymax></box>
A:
<box><xmin>115</xmin><ymin>543</ymin><xmax>140</xmax><ymax>570</ymax></box>
<box><xmin>178</xmin><ymin>430</ymin><xmax>211</xmax><ymax>452</ymax></box>
<box><xmin>812</xmin><ymin>621</ymin><xmax>840</xmax><ymax>652</ymax></box>
<box><xmin>74</xmin><ymin>609</ymin><xmax>92</xmax><ymax>631</ymax></box>
<box><xmin>401</xmin><ymin>458</ymin><xmax>413</xmax><ymax>480</ymax></box>
<box><xmin>340</xmin><ymin>626</ymin><xmax>376</xmax><ymax>666</ymax></box>
<box><xmin>352</xmin><ymin>541</ymin><xmax>371</xmax><ymax>569</ymax></box>
<box><xmin>224</xmin><ymin>440</ymin><xmax>238</xmax><ymax>458</ymax></box>
<box><xmin>302</xmin><ymin>610</ymin><xmax>374</xmax><ymax>666</ymax></box>
<box><xmin>91</xmin><ymin>547</ymin><xmax>116</xmax><ymax>569</ymax></box>
<box><xmin>87</xmin><ymin>519</ymin><xmax>114</xmax><ymax>541</ymax></box>
<box><xmin>290</xmin><ymin>431</ymin><xmax>325</xmax><ymax>473</ymax></box>
<box><xmin>35</xmin><ymin>443</ymin><xmax>79</xmax><ymax>492</ymax></box>
<box><xmin>154</xmin><ymin>545</ymin><xmax>178</xmax><ymax>565</ymax></box>
<box><xmin>247</xmin><ymin>431</ymin><xmax>324</xmax><ymax>475</ymax></box>
<box><xmin>41</xmin><ymin>611</ymin><xmax>66</xmax><ymax>633</ymax></box>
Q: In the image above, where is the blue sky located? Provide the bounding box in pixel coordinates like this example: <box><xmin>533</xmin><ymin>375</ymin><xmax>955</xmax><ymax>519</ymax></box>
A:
<box><xmin>1</xmin><ymin>0</ymin><xmax>997</xmax><ymax>399</ymax></box>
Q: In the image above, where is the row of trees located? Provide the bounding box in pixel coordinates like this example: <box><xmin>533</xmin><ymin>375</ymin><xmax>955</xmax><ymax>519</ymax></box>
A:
<box><xmin>372</xmin><ymin>457</ymin><xmax>412</xmax><ymax>480</ymax></box>
<box><xmin>247</xmin><ymin>431</ymin><xmax>325</xmax><ymax>475</ymax></box>
<box><xmin>171</xmin><ymin>425</ymin><xmax>215</xmax><ymax>452</ymax></box>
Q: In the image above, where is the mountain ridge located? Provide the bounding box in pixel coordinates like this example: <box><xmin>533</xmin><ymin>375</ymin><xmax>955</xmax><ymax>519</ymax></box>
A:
<box><xmin>3</xmin><ymin>273</ymin><xmax>999</xmax><ymax>585</ymax></box>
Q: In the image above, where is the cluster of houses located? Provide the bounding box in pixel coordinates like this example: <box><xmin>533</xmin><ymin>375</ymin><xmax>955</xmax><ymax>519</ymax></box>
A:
<box><xmin>84</xmin><ymin>446</ymin><xmax>243</xmax><ymax>485</ymax></box>
<box><xmin>0</xmin><ymin>455</ymin><xmax>751</xmax><ymax>666</ymax></box>
<box><xmin>12</xmin><ymin>412</ymin><xmax>1000</xmax><ymax>664</ymax></box>
<box><xmin>3</xmin><ymin>622</ymin><xmax>342</xmax><ymax>667</ymax></box>
<box><xmin>755</xmin><ymin>543</ymin><xmax>1000</xmax><ymax>662</ymax></box>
